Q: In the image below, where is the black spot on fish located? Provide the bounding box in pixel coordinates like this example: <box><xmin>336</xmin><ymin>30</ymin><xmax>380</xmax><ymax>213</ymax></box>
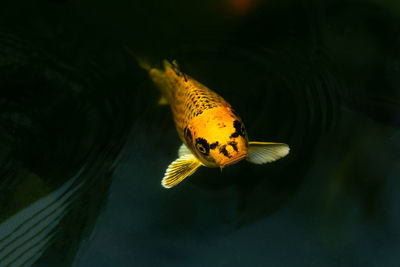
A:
<box><xmin>230</xmin><ymin>120</ymin><xmax>245</xmax><ymax>138</ymax></box>
<box><xmin>210</xmin><ymin>142</ymin><xmax>219</xmax><ymax>149</ymax></box>
<box><xmin>230</xmin><ymin>132</ymin><xmax>239</xmax><ymax>138</ymax></box>
<box><xmin>195</xmin><ymin>137</ymin><xmax>210</xmax><ymax>155</ymax></box>
<box><xmin>219</xmin><ymin>145</ymin><xmax>231</xmax><ymax>158</ymax></box>
<box><xmin>233</xmin><ymin>120</ymin><xmax>242</xmax><ymax>133</ymax></box>
<box><xmin>229</xmin><ymin>141</ymin><xmax>238</xmax><ymax>152</ymax></box>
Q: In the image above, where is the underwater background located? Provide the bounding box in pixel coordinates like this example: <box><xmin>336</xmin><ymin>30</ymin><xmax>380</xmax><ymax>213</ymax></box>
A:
<box><xmin>0</xmin><ymin>0</ymin><xmax>399</xmax><ymax>266</ymax></box>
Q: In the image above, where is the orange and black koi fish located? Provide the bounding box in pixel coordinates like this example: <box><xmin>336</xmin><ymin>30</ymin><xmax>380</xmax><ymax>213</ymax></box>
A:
<box><xmin>139</xmin><ymin>59</ymin><xmax>289</xmax><ymax>188</ymax></box>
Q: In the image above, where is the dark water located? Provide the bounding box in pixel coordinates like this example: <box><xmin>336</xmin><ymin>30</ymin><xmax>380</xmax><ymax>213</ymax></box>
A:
<box><xmin>0</xmin><ymin>0</ymin><xmax>399</xmax><ymax>266</ymax></box>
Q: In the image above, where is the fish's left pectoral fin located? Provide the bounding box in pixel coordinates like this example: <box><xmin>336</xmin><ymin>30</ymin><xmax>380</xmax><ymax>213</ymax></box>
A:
<box><xmin>162</xmin><ymin>154</ymin><xmax>202</xmax><ymax>188</ymax></box>
<box><xmin>246</xmin><ymin>142</ymin><xmax>290</xmax><ymax>164</ymax></box>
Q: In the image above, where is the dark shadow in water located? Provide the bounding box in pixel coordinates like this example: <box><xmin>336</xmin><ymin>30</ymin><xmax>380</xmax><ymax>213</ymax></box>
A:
<box><xmin>0</xmin><ymin>34</ymin><xmax>137</xmax><ymax>266</ymax></box>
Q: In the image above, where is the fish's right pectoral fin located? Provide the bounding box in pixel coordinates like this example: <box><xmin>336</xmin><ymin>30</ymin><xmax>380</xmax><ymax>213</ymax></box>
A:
<box><xmin>162</xmin><ymin>154</ymin><xmax>202</xmax><ymax>188</ymax></box>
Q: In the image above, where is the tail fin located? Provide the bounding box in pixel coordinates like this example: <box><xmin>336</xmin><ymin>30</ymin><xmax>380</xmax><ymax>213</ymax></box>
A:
<box><xmin>125</xmin><ymin>47</ymin><xmax>151</xmax><ymax>71</ymax></box>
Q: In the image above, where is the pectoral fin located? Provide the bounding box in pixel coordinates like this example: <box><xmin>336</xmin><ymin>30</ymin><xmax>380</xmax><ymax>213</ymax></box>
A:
<box><xmin>246</xmin><ymin>142</ymin><xmax>290</xmax><ymax>164</ymax></box>
<box><xmin>158</xmin><ymin>96</ymin><xmax>168</xmax><ymax>105</ymax></box>
<box><xmin>162</xmin><ymin>154</ymin><xmax>202</xmax><ymax>188</ymax></box>
<box><xmin>178</xmin><ymin>143</ymin><xmax>191</xmax><ymax>157</ymax></box>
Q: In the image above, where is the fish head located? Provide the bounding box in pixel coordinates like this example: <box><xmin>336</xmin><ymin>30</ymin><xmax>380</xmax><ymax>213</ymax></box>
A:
<box><xmin>187</xmin><ymin>106</ymin><xmax>249</xmax><ymax>168</ymax></box>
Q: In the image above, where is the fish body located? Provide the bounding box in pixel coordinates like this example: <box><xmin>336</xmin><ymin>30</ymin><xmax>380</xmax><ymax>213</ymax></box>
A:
<box><xmin>142</xmin><ymin>59</ymin><xmax>289</xmax><ymax>188</ymax></box>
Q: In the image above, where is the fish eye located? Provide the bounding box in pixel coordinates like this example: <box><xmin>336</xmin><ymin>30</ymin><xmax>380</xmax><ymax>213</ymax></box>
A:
<box><xmin>195</xmin><ymin>137</ymin><xmax>210</xmax><ymax>155</ymax></box>
<box><xmin>196</xmin><ymin>143</ymin><xmax>207</xmax><ymax>154</ymax></box>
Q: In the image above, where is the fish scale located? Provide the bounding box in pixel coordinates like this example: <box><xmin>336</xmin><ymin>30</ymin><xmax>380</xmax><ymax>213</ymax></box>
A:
<box><xmin>165</xmin><ymin>72</ymin><xmax>229</xmax><ymax>139</ymax></box>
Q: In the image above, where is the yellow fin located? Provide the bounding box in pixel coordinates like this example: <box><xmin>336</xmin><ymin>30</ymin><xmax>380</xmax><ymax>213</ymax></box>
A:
<box><xmin>158</xmin><ymin>96</ymin><xmax>168</xmax><ymax>105</ymax></box>
<box><xmin>178</xmin><ymin>143</ymin><xmax>191</xmax><ymax>157</ymax></box>
<box><xmin>246</xmin><ymin>142</ymin><xmax>290</xmax><ymax>164</ymax></box>
<box><xmin>162</xmin><ymin>154</ymin><xmax>202</xmax><ymax>188</ymax></box>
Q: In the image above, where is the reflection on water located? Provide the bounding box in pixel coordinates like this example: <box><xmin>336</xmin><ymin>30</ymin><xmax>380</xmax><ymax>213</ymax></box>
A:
<box><xmin>0</xmin><ymin>168</ymin><xmax>83</xmax><ymax>266</ymax></box>
<box><xmin>0</xmin><ymin>0</ymin><xmax>399</xmax><ymax>266</ymax></box>
<box><xmin>0</xmin><ymin>32</ymin><xmax>136</xmax><ymax>265</ymax></box>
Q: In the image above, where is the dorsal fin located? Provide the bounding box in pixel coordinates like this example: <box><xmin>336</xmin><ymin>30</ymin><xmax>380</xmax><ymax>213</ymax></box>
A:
<box><xmin>170</xmin><ymin>60</ymin><xmax>188</xmax><ymax>82</ymax></box>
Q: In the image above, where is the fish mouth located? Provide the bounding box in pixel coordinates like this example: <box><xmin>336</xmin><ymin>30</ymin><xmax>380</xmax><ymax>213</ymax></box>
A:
<box><xmin>221</xmin><ymin>154</ymin><xmax>247</xmax><ymax>168</ymax></box>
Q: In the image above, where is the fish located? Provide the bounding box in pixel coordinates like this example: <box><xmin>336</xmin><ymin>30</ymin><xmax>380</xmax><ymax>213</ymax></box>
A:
<box><xmin>139</xmin><ymin>59</ymin><xmax>290</xmax><ymax>188</ymax></box>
